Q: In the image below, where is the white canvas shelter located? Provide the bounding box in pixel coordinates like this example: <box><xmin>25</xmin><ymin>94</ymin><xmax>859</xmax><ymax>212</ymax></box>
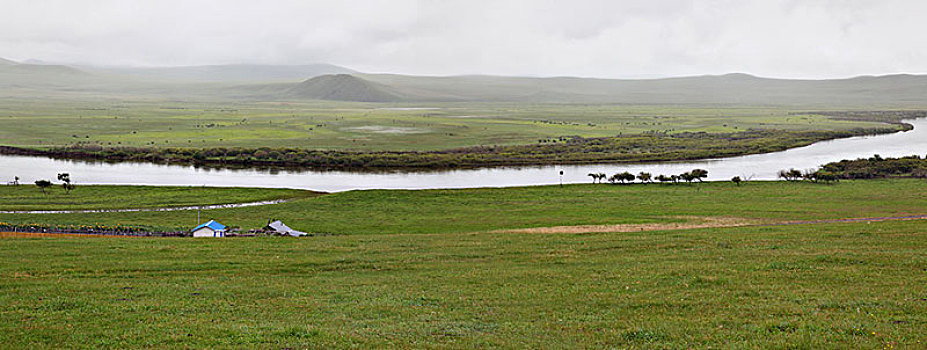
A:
<box><xmin>266</xmin><ymin>220</ymin><xmax>307</xmax><ymax>237</ymax></box>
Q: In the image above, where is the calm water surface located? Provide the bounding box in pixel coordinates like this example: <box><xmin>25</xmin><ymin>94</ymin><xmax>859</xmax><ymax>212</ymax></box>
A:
<box><xmin>1</xmin><ymin>119</ymin><xmax>925</xmax><ymax>192</ymax></box>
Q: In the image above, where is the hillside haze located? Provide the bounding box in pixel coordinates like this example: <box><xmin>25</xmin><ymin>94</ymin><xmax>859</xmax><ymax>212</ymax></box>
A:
<box><xmin>1</xmin><ymin>57</ymin><xmax>927</xmax><ymax>106</ymax></box>
<box><xmin>85</xmin><ymin>63</ymin><xmax>356</xmax><ymax>82</ymax></box>
<box><xmin>350</xmin><ymin>73</ymin><xmax>927</xmax><ymax>105</ymax></box>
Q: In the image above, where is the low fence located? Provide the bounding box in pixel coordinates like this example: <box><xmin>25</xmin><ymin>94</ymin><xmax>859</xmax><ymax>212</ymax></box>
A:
<box><xmin>0</xmin><ymin>224</ymin><xmax>186</xmax><ymax>237</ymax></box>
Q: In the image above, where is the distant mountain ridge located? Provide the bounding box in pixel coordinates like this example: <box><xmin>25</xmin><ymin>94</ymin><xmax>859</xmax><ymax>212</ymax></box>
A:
<box><xmin>83</xmin><ymin>63</ymin><xmax>356</xmax><ymax>82</ymax></box>
<box><xmin>343</xmin><ymin>72</ymin><xmax>927</xmax><ymax>105</ymax></box>
<box><xmin>0</xmin><ymin>59</ymin><xmax>112</xmax><ymax>89</ymax></box>
<box><xmin>2</xmin><ymin>57</ymin><xmax>927</xmax><ymax>106</ymax></box>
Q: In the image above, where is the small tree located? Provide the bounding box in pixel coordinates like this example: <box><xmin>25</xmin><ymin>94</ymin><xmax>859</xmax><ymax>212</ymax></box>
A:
<box><xmin>802</xmin><ymin>169</ymin><xmax>818</xmax><ymax>183</ymax></box>
<box><xmin>589</xmin><ymin>173</ymin><xmax>606</xmax><ymax>184</ymax></box>
<box><xmin>35</xmin><ymin>180</ymin><xmax>52</xmax><ymax>195</ymax></box>
<box><xmin>613</xmin><ymin>171</ymin><xmax>635</xmax><ymax>184</ymax></box>
<box><xmin>813</xmin><ymin>170</ymin><xmax>838</xmax><ymax>183</ymax></box>
<box><xmin>607</xmin><ymin>174</ymin><xmax>619</xmax><ymax>184</ymax></box>
<box><xmin>731</xmin><ymin>176</ymin><xmax>742</xmax><ymax>186</ymax></box>
<box><xmin>57</xmin><ymin>173</ymin><xmax>75</xmax><ymax>194</ymax></box>
<box><xmin>679</xmin><ymin>172</ymin><xmax>695</xmax><ymax>183</ymax></box>
<box><xmin>778</xmin><ymin>168</ymin><xmax>803</xmax><ymax>181</ymax></box>
<box><xmin>691</xmin><ymin>169</ymin><xmax>708</xmax><ymax>182</ymax></box>
<box><xmin>13</xmin><ymin>176</ymin><xmax>20</xmax><ymax>186</ymax></box>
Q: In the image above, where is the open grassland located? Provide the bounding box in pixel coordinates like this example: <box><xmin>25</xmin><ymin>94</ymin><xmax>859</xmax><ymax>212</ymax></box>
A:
<box><xmin>0</xmin><ymin>99</ymin><xmax>893</xmax><ymax>152</ymax></box>
<box><xmin>0</xmin><ymin>185</ymin><xmax>313</xmax><ymax>211</ymax></box>
<box><xmin>1</xmin><ymin>180</ymin><xmax>925</xmax><ymax>234</ymax></box>
<box><xmin>0</xmin><ymin>219</ymin><xmax>924</xmax><ymax>348</ymax></box>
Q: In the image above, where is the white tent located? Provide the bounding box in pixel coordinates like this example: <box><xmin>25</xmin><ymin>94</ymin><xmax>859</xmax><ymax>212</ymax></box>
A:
<box><xmin>265</xmin><ymin>220</ymin><xmax>307</xmax><ymax>237</ymax></box>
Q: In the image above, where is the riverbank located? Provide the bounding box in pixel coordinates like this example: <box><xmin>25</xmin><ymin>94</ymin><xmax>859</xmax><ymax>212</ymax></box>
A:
<box><xmin>1</xmin><ymin>110</ymin><xmax>918</xmax><ymax>171</ymax></box>
<box><xmin>0</xmin><ymin>126</ymin><xmax>906</xmax><ymax>171</ymax></box>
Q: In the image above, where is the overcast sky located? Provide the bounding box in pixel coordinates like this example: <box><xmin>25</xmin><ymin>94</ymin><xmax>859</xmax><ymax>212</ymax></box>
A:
<box><xmin>2</xmin><ymin>0</ymin><xmax>925</xmax><ymax>78</ymax></box>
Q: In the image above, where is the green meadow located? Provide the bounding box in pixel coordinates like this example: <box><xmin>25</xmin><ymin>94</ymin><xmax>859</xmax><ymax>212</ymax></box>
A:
<box><xmin>2</xmin><ymin>180</ymin><xmax>924</xmax><ymax>234</ymax></box>
<box><xmin>0</xmin><ymin>99</ymin><xmax>890</xmax><ymax>152</ymax></box>
<box><xmin>0</xmin><ymin>185</ymin><xmax>313</xmax><ymax>212</ymax></box>
<box><xmin>2</xmin><ymin>180</ymin><xmax>926</xmax><ymax>348</ymax></box>
<box><xmin>1</xmin><ymin>214</ymin><xmax>924</xmax><ymax>348</ymax></box>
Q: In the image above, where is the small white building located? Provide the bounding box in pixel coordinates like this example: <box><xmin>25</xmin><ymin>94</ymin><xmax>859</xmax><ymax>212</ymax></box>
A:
<box><xmin>191</xmin><ymin>220</ymin><xmax>227</xmax><ymax>237</ymax></box>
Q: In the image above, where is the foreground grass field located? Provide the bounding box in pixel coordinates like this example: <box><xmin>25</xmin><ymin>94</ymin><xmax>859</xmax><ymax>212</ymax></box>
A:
<box><xmin>1</xmin><ymin>219</ymin><xmax>925</xmax><ymax>348</ymax></box>
<box><xmin>1</xmin><ymin>180</ymin><xmax>925</xmax><ymax>347</ymax></box>
<box><xmin>1</xmin><ymin>180</ymin><xmax>925</xmax><ymax>233</ymax></box>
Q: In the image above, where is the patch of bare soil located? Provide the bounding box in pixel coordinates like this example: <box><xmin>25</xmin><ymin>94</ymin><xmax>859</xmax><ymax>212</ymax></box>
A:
<box><xmin>493</xmin><ymin>216</ymin><xmax>766</xmax><ymax>234</ymax></box>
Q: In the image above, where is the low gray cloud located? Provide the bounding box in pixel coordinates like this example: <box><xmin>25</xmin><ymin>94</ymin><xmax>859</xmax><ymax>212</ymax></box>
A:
<box><xmin>2</xmin><ymin>0</ymin><xmax>925</xmax><ymax>78</ymax></box>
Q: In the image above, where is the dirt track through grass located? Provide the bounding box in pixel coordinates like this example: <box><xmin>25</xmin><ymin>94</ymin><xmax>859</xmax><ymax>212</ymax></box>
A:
<box><xmin>0</xmin><ymin>198</ymin><xmax>294</xmax><ymax>214</ymax></box>
<box><xmin>5</xmin><ymin>214</ymin><xmax>925</xmax><ymax>238</ymax></box>
<box><xmin>492</xmin><ymin>214</ymin><xmax>927</xmax><ymax>234</ymax></box>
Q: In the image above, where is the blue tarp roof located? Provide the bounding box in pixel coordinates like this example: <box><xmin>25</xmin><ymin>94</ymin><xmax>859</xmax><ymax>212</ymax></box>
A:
<box><xmin>192</xmin><ymin>219</ymin><xmax>226</xmax><ymax>232</ymax></box>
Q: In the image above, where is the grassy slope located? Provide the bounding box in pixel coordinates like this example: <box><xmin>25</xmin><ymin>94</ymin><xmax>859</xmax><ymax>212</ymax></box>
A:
<box><xmin>0</xmin><ymin>99</ymin><xmax>892</xmax><ymax>151</ymax></box>
<box><xmin>0</xmin><ymin>219</ymin><xmax>924</xmax><ymax>348</ymax></box>
<box><xmin>1</xmin><ymin>180</ymin><xmax>925</xmax><ymax>233</ymax></box>
<box><xmin>0</xmin><ymin>186</ymin><xmax>313</xmax><ymax>211</ymax></box>
<box><xmin>359</xmin><ymin>73</ymin><xmax>927</xmax><ymax>106</ymax></box>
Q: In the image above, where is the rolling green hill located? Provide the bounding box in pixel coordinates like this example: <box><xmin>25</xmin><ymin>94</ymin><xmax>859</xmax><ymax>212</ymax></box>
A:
<box><xmin>283</xmin><ymin>74</ymin><xmax>402</xmax><ymax>102</ymax></box>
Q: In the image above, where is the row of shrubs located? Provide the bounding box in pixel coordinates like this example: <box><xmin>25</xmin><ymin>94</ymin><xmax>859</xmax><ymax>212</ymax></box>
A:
<box><xmin>819</xmin><ymin>154</ymin><xmax>927</xmax><ymax>179</ymax></box>
<box><xmin>587</xmin><ymin>154</ymin><xmax>926</xmax><ymax>186</ymax></box>
<box><xmin>776</xmin><ymin>168</ymin><xmax>840</xmax><ymax>183</ymax></box>
<box><xmin>0</xmin><ymin>222</ymin><xmax>161</xmax><ymax>235</ymax></box>
<box><xmin>776</xmin><ymin>154</ymin><xmax>927</xmax><ymax>182</ymax></box>
<box><xmin>588</xmin><ymin>169</ymin><xmax>709</xmax><ymax>184</ymax></box>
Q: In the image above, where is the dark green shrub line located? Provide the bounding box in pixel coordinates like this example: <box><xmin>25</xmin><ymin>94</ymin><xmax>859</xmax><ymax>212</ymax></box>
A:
<box><xmin>0</xmin><ymin>126</ymin><xmax>900</xmax><ymax>170</ymax></box>
<box><xmin>0</xmin><ymin>222</ymin><xmax>171</xmax><ymax>236</ymax></box>
<box><xmin>819</xmin><ymin>155</ymin><xmax>927</xmax><ymax>179</ymax></box>
<box><xmin>775</xmin><ymin>155</ymin><xmax>927</xmax><ymax>182</ymax></box>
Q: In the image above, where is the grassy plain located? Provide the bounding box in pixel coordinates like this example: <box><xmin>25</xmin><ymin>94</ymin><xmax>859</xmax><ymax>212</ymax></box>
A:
<box><xmin>0</xmin><ymin>99</ymin><xmax>890</xmax><ymax>152</ymax></box>
<box><xmin>1</xmin><ymin>180</ymin><xmax>926</xmax><ymax>347</ymax></box>
<box><xmin>1</xmin><ymin>180</ymin><xmax>925</xmax><ymax>234</ymax></box>
<box><xmin>1</xmin><ymin>219</ymin><xmax>925</xmax><ymax>348</ymax></box>
<box><xmin>0</xmin><ymin>185</ymin><xmax>313</xmax><ymax>211</ymax></box>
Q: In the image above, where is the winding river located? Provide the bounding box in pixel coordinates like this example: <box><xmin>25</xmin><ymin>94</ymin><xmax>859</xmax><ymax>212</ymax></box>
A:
<box><xmin>1</xmin><ymin>119</ymin><xmax>925</xmax><ymax>192</ymax></box>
